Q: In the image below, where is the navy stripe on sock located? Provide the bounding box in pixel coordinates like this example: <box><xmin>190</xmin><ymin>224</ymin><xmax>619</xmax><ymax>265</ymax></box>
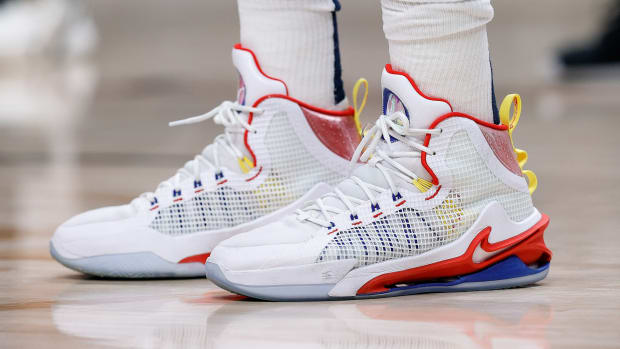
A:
<box><xmin>490</xmin><ymin>61</ymin><xmax>500</xmax><ymax>124</ymax></box>
<box><xmin>332</xmin><ymin>1</ymin><xmax>345</xmax><ymax>105</ymax></box>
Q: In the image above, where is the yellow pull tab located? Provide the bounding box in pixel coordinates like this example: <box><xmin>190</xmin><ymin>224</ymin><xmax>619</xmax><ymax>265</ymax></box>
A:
<box><xmin>238</xmin><ymin>156</ymin><xmax>255</xmax><ymax>174</ymax></box>
<box><xmin>499</xmin><ymin>94</ymin><xmax>538</xmax><ymax>195</ymax></box>
<box><xmin>352</xmin><ymin>78</ymin><xmax>368</xmax><ymax>136</ymax></box>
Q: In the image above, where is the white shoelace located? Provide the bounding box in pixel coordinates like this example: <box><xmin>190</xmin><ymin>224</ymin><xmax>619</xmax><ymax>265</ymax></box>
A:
<box><xmin>134</xmin><ymin>101</ymin><xmax>263</xmax><ymax>206</ymax></box>
<box><xmin>296</xmin><ymin>111</ymin><xmax>441</xmax><ymax>228</ymax></box>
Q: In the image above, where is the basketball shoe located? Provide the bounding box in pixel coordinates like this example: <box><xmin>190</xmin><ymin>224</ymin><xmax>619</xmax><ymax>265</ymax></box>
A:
<box><xmin>206</xmin><ymin>64</ymin><xmax>552</xmax><ymax>300</ymax></box>
<box><xmin>50</xmin><ymin>44</ymin><xmax>361</xmax><ymax>278</ymax></box>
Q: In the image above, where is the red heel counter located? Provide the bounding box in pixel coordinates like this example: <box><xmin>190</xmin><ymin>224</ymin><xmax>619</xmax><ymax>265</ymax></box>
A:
<box><xmin>301</xmin><ymin>107</ymin><xmax>361</xmax><ymax>161</ymax></box>
<box><xmin>479</xmin><ymin>124</ymin><xmax>523</xmax><ymax>176</ymax></box>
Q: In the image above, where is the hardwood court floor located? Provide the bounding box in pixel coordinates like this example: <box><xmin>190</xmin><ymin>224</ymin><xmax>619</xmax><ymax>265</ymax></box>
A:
<box><xmin>1</xmin><ymin>1</ymin><xmax>620</xmax><ymax>348</ymax></box>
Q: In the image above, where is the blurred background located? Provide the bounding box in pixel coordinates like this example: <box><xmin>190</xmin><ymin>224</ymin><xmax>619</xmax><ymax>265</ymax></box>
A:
<box><xmin>1</xmin><ymin>0</ymin><xmax>620</xmax><ymax>348</ymax></box>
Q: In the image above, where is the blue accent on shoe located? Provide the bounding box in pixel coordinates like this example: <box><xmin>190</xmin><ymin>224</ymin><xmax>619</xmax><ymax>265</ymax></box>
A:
<box><xmin>392</xmin><ymin>192</ymin><xmax>402</xmax><ymax>201</ymax></box>
<box><xmin>374</xmin><ymin>255</ymin><xmax>549</xmax><ymax>296</ymax></box>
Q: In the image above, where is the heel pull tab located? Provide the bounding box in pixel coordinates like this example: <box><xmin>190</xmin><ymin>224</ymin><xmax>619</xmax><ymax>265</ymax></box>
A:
<box><xmin>499</xmin><ymin>94</ymin><xmax>538</xmax><ymax>194</ymax></box>
<box><xmin>352</xmin><ymin>78</ymin><xmax>368</xmax><ymax>136</ymax></box>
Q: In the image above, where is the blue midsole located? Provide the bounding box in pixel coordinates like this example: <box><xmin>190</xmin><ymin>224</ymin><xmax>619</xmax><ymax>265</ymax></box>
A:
<box><xmin>366</xmin><ymin>255</ymin><xmax>549</xmax><ymax>297</ymax></box>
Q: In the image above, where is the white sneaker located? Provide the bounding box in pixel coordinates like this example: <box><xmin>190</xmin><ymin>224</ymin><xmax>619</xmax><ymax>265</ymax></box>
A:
<box><xmin>50</xmin><ymin>44</ymin><xmax>361</xmax><ymax>278</ymax></box>
<box><xmin>206</xmin><ymin>64</ymin><xmax>552</xmax><ymax>300</ymax></box>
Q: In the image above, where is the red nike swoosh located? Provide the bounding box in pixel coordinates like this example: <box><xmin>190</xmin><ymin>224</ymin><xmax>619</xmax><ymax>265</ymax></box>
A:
<box><xmin>357</xmin><ymin>214</ymin><xmax>552</xmax><ymax>295</ymax></box>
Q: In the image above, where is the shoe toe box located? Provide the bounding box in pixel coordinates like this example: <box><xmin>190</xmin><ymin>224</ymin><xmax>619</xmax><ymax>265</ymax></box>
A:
<box><xmin>209</xmin><ymin>215</ymin><xmax>324</xmax><ymax>272</ymax></box>
<box><xmin>51</xmin><ymin>204</ymin><xmax>141</xmax><ymax>259</ymax></box>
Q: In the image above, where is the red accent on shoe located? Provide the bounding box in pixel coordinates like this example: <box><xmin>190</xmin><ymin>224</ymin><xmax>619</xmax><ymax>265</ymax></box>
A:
<box><xmin>479</xmin><ymin>125</ymin><xmax>522</xmax><ymax>176</ymax></box>
<box><xmin>425</xmin><ymin>185</ymin><xmax>442</xmax><ymax>201</ymax></box>
<box><xmin>178</xmin><ymin>252</ymin><xmax>211</xmax><ymax>264</ymax></box>
<box><xmin>235</xmin><ymin>44</ymin><xmax>357</xmax><ymax>166</ymax></box>
<box><xmin>395</xmin><ymin>200</ymin><xmax>406</xmax><ymax>207</ymax></box>
<box><xmin>150</xmin><ymin>205</ymin><xmax>159</xmax><ymax>211</ymax></box>
<box><xmin>234</xmin><ymin>43</ymin><xmax>289</xmax><ymax>95</ymax></box>
<box><xmin>356</xmin><ymin>214</ymin><xmax>552</xmax><ymax>295</ymax></box>
<box><xmin>328</xmin><ymin>229</ymin><xmax>339</xmax><ymax>235</ymax></box>
<box><xmin>245</xmin><ymin>94</ymin><xmax>355</xmax><ymax>167</ymax></box>
<box><xmin>301</xmin><ymin>107</ymin><xmax>361</xmax><ymax>160</ymax></box>
<box><xmin>383</xmin><ymin>65</ymin><xmax>508</xmax><ymax>186</ymax></box>
<box><xmin>217</xmin><ymin>179</ymin><xmax>228</xmax><ymax>185</ymax></box>
<box><xmin>421</xmin><ymin>113</ymin><xmax>508</xmax><ymax>185</ymax></box>
<box><xmin>245</xmin><ymin>166</ymin><xmax>263</xmax><ymax>182</ymax></box>
<box><xmin>385</xmin><ymin>64</ymin><xmax>453</xmax><ymax>111</ymax></box>
<box><xmin>352</xmin><ymin>221</ymin><xmax>363</xmax><ymax>226</ymax></box>
<box><xmin>194</xmin><ymin>189</ymin><xmax>204</xmax><ymax>194</ymax></box>
<box><xmin>373</xmin><ymin>212</ymin><xmax>383</xmax><ymax>218</ymax></box>
<box><xmin>173</xmin><ymin>198</ymin><xmax>183</xmax><ymax>203</ymax></box>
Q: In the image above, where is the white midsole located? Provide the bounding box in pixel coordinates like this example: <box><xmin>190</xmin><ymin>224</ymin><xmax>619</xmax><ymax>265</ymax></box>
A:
<box><xmin>214</xmin><ymin>201</ymin><xmax>542</xmax><ymax>296</ymax></box>
<box><xmin>52</xmin><ymin>182</ymin><xmax>333</xmax><ymax>263</ymax></box>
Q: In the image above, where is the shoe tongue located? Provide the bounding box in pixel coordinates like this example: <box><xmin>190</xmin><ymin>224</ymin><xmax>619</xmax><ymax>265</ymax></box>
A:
<box><xmin>232</xmin><ymin>44</ymin><xmax>288</xmax><ymax>106</ymax></box>
<box><xmin>381</xmin><ymin>65</ymin><xmax>452</xmax><ymax>130</ymax></box>
<box><xmin>322</xmin><ymin>66</ymin><xmax>454</xmax><ymax>211</ymax></box>
<box><xmin>202</xmin><ymin>45</ymin><xmax>289</xmax><ymax>173</ymax></box>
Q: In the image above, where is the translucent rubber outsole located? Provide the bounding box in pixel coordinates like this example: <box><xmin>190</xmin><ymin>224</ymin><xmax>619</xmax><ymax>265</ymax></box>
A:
<box><xmin>206</xmin><ymin>255</ymin><xmax>550</xmax><ymax>301</ymax></box>
<box><xmin>50</xmin><ymin>243</ymin><xmax>205</xmax><ymax>279</ymax></box>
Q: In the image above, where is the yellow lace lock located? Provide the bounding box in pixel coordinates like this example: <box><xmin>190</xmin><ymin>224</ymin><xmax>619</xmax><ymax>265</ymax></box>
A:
<box><xmin>238</xmin><ymin>156</ymin><xmax>255</xmax><ymax>174</ymax></box>
<box><xmin>412</xmin><ymin>178</ymin><xmax>433</xmax><ymax>193</ymax></box>
<box><xmin>499</xmin><ymin>94</ymin><xmax>538</xmax><ymax>195</ymax></box>
<box><xmin>352</xmin><ymin>78</ymin><xmax>369</xmax><ymax>136</ymax></box>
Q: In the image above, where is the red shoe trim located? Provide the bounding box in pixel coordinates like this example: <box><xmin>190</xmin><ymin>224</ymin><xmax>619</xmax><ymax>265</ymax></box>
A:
<box><xmin>373</xmin><ymin>212</ymin><xmax>383</xmax><ymax>218</ymax></box>
<box><xmin>356</xmin><ymin>214</ymin><xmax>552</xmax><ymax>295</ymax></box>
<box><xmin>352</xmin><ymin>221</ymin><xmax>363</xmax><ymax>226</ymax></box>
<box><xmin>385</xmin><ymin>64</ymin><xmax>454</xmax><ymax>111</ymax></box>
<box><xmin>234</xmin><ymin>43</ymin><xmax>289</xmax><ymax>95</ymax></box>
<box><xmin>395</xmin><ymin>200</ymin><xmax>406</xmax><ymax>207</ymax></box>
<box><xmin>245</xmin><ymin>166</ymin><xmax>263</xmax><ymax>182</ymax></box>
<box><xmin>217</xmin><ymin>179</ymin><xmax>228</xmax><ymax>186</ymax></box>
<box><xmin>425</xmin><ymin>185</ymin><xmax>441</xmax><ymax>201</ymax></box>
<box><xmin>178</xmin><ymin>252</ymin><xmax>211</xmax><ymax>264</ymax></box>
<box><xmin>173</xmin><ymin>198</ymin><xmax>183</xmax><ymax>203</ymax></box>
<box><xmin>421</xmin><ymin>112</ymin><xmax>508</xmax><ymax>185</ymax></box>
<box><xmin>150</xmin><ymin>205</ymin><xmax>159</xmax><ymax>211</ymax></box>
<box><xmin>328</xmin><ymin>229</ymin><xmax>339</xmax><ymax>235</ymax></box>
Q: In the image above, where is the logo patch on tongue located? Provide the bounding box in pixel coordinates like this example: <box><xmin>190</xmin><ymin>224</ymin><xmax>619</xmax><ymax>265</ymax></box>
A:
<box><xmin>236</xmin><ymin>72</ymin><xmax>246</xmax><ymax>105</ymax></box>
<box><xmin>383</xmin><ymin>88</ymin><xmax>409</xmax><ymax>143</ymax></box>
<box><xmin>383</xmin><ymin>88</ymin><xmax>408</xmax><ymax>118</ymax></box>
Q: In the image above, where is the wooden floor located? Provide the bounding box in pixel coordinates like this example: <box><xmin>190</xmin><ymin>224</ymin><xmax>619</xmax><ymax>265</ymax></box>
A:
<box><xmin>1</xmin><ymin>1</ymin><xmax>620</xmax><ymax>348</ymax></box>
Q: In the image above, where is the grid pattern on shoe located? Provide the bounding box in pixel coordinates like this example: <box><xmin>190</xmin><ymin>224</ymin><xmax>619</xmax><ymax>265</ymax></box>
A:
<box><xmin>317</xmin><ymin>128</ymin><xmax>534</xmax><ymax>268</ymax></box>
<box><xmin>149</xmin><ymin>111</ymin><xmax>344</xmax><ymax>236</ymax></box>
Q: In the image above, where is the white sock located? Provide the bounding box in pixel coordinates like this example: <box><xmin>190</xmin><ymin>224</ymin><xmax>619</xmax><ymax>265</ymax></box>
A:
<box><xmin>237</xmin><ymin>0</ymin><xmax>346</xmax><ymax>109</ymax></box>
<box><xmin>381</xmin><ymin>0</ymin><xmax>496</xmax><ymax>123</ymax></box>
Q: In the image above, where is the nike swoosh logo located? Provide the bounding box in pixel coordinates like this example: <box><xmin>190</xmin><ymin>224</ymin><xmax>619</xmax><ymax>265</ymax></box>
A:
<box><xmin>471</xmin><ymin>226</ymin><xmax>537</xmax><ymax>264</ymax></box>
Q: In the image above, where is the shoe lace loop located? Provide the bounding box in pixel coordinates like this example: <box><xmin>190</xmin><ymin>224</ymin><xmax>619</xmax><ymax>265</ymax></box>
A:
<box><xmin>297</xmin><ymin>111</ymin><xmax>441</xmax><ymax>228</ymax></box>
<box><xmin>134</xmin><ymin>101</ymin><xmax>263</xmax><ymax>206</ymax></box>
